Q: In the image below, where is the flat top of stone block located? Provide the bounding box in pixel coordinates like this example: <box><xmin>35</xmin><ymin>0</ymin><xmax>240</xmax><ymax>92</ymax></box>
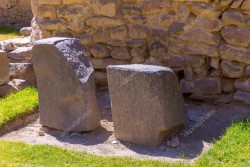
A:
<box><xmin>108</xmin><ymin>64</ymin><xmax>174</xmax><ymax>73</ymax></box>
<box><xmin>34</xmin><ymin>37</ymin><xmax>76</xmax><ymax>45</ymax></box>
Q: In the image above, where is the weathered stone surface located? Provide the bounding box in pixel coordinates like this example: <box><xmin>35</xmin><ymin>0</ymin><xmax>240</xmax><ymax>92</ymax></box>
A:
<box><xmin>0</xmin><ymin>51</ymin><xmax>9</xmax><ymax>86</ymax></box>
<box><xmin>92</xmin><ymin>0</ymin><xmax>117</xmax><ymax>17</ymax></box>
<box><xmin>234</xmin><ymin>91</ymin><xmax>250</xmax><ymax>104</ymax></box>
<box><xmin>221</xmin><ymin>60</ymin><xmax>245</xmax><ymax>78</ymax></box>
<box><xmin>167</xmin><ymin>54</ymin><xmax>205</xmax><ymax>68</ymax></box>
<box><xmin>194</xmin><ymin>66</ymin><xmax>208</xmax><ymax>78</ymax></box>
<box><xmin>9</xmin><ymin>63</ymin><xmax>35</xmax><ymax>78</ymax></box>
<box><xmin>181</xmin><ymin>77</ymin><xmax>222</xmax><ymax>94</ymax></box>
<box><xmin>246</xmin><ymin>66</ymin><xmax>250</xmax><ymax>76</ymax></box>
<box><xmin>90</xmin><ymin>44</ymin><xmax>110</xmax><ymax>58</ymax></box>
<box><xmin>188</xmin><ymin>19</ymin><xmax>223</xmax><ymax>32</ymax></box>
<box><xmin>141</xmin><ymin>0</ymin><xmax>164</xmax><ymax>15</ymax></box>
<box><xmin>110</xmin><ymin>26</ymin><xmax>129</xmax><ymax>40</ymax></box>
<box><xmin>188</xmin><ymin>3</ymin><xmax>222</xmax><ymax>18</ymax></box>
<box><xmin>210</xmin><ymin>57</ymin><xmax>220</xmax><ymax>69</ymax></box>
<box><xmin>73</xmin><ymin>33</ymin><xmax>92</xmax><ymax>46</ymax></box>
<box><xmin>184</xmin><ymin>67</ymin><xmax>194</xmax><ymax>81</ymax></box>
<box><xmin>241</xmin><ymin>0</ymin><xmax>250</xmax><ymax>10</ymax></box>
<box><xmin>8</xmin><ymin>37</ymin><xmax>31</xmax><ymax>47</ymax></box>
<box><xmin>107</xmin><ymin>64</ymin><xmax>186</xmax><ymax>146</ymax></box>
<box><xmin>128</xmin><ymin>24</ymin><xmax>148</xmax><ymax>39</ymax></box>
<box><xmin>222</xmin><ymin>78</ymin><xmax>236</xmax><ymax>93</ymax></box>
<box><xmin>221</xmin><ymin>26</ymin><xmax>250</xmax><ymax>47</ymax></box>
<box><xmin>0</xmin><ymin>0</ymin><xmax>32</xmax><ymax>28</ymax></box>
<box><xmin>93</xmin><ymin>28</ymin><xmax>111</xmax><ymax>43</ymax></box>
<box><xmin>0</xmin><ymin>0</ymin><xmax>11</xmax><ymax>10</ymax></box>
<box><xmin>234</xmin><ymin>77</ymin><xmax>250</xmax><ymax>92</ymax></box>
<box><xmin>222</xmin><ymin>10</ymin><xmax>246</xmax><ymax>27</ymax></box>
<box><xmin>131</xmin><ymin>56</ymin><xmax>145</xmax><ymax>64</ymax></box>
<box><xmin>220</xmin><ymin>43</ymin><xmax>250</xmax><ymax>64</ymax></box>
<box><xmin>20</xmin><ymin>27</ymin><xmax>32</xmax><ymax>36</ymax></box>
<box><xmin>0</xmin><ymin>83</ymin><xmax>18</xmax><ymax>97</ymax></box>
<box><xmin>169</xmin><ymin>42</ymin><xmax>219</xmax><ymax>57</ymax></box>
<box><xmin>39</xmin><ymin>19</ymin><xmax>62</xmax><ymax>31</ymax></box>
<box><xmin>7</xmin><ymin>47</ymin><xmax>32</xmax><ymax>60</ymax></box>
<box><xmin>220</xmin><ymin>0</ymin><xmax>234</xmax><ymax>7</ymax></box>
<box><xmin>111</xmin><ymin>47</ymin><xmax>131</xmax><ymax>60</ymax></box>
<box><xmin>231</xmin><ymin>0</ymin><xmax>244</xmax><ymax>8</ymax></box>
<box><xmin>32</xmin><ymin>38</ymin><xmax>100</xmax><ymax>132</ymax></box>
<box><xmin>170</xmin><ymin>29</ymin><xmax>221</xmax><ymax>45</ymax></box>
<box><xmin>1</xmin><ymin>41</ymin><xmax>15</xmax><ymax>52</ymax></box>
<box><xmin>149</xmin><ymin>40</ymin><xmax>168</xmax><ymax>58</ymax></box>
<box><xmin>86</xmin><ymin>16</ymin><xmax>126</xmax><ymax>28</ymax></box>
<box><xmin>131</xmin><ymin>47</ymin><xmax>148</xmax><ymax>57</ymax></box>
<box><xmin>90</xmin><ymin>58</ymin><xmax>130</xmax><ymax>70</ymax></box>
<box><xmin>94</xmin><ymin>71</ymin><xmax>108</xmax><ymax>87</ymax></box>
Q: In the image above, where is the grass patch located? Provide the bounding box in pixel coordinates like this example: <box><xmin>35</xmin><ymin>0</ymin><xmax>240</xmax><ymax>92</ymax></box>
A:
<box><xmin>0</xmin><ymin>87</ymin><xmax>38</xmax><ymax>127</ymax></box>
<box><xmin>195</xmin><ymin>118</ymin><xmax>250</xmax><ymax>167</ymax></box>
<box><xmin>0</xmin><ymin>141</ymin><xmax>186</xmax><ymax>167</ymax></box>
<box><xmin>0</xmin><ymin>26</ymin><xmax>21</xmax><ymax>41</ymax></box>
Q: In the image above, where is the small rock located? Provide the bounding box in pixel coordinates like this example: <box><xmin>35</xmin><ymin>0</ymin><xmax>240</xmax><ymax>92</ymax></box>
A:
<box><xmin>1</xmin><ymin>41</ymin><xmax>15</xmax><ymax>52</ymax></box>
<box><xmin>7</xmin><ymin>46</ymin><xmax>32</xmax><ymax>60</ymax></box>
<box><xmin>10</xmin><ymin>37</ymin><xmax>31</xmax><ymax>47</ymax></box>
<box><xmin>20</xmin><ymin>27</ymin><xmax>32</xmax><ymax>37</ymax></box>
<box><xmin>171</xmin><ymin>136</ymin><xmax>180</xmax><ymax>148</ymax></box>
<box><xmin>38</xmin><ymin>128</ymin><xmax>45</xmax><ymax>136</ymax></box>
<box><xmin>111</xmin><ymin>140</ymin><xmax>119</xmax><ymax>144</ymax></box>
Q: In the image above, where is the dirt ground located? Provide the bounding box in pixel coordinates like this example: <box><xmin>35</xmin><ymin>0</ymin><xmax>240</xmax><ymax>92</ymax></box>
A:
<box><xmin>1</xmin><ymin>91</ymin><xmax>250</xmax><ymax>163</ymax></box>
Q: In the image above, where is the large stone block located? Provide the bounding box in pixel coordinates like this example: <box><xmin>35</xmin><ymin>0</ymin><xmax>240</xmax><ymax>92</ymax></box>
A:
<box><xmin>107</xmin><ymin>64</ymin><xmax>186</xmax><ymax>146</ymax></box>
<box><xmin>32</xmin><ymin>38</ymin><xmax>100</xmax><ymax>132</ymax></box>
<box><xmin>0</xmin><ymin>51</ymin><xmax>9</xmax><ymax>86</ymax></box>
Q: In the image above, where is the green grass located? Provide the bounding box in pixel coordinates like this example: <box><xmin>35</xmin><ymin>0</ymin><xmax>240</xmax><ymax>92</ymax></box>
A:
<box><xmin>0</xmin><ymin>140</ymin><xmax>186</xmax><ymax>167</ymax></box>
<box><xmin>195</xmin><ymin>118</ymin><xmax>250</xmax><ymax>167</ymax></box>
<box><xmin>0</xmin><ymin>88</ymin><xmax>249</xmax><ymax>166</ymax></box>
<box><xmin>0</xmin><ymin>87</ymin><xmax>38</xmax><ymax>127</ymax></box>
<box><xmin>0</xmin><ymin>26</ymin><xmax>21</xmax><ymax>41</ymax></box>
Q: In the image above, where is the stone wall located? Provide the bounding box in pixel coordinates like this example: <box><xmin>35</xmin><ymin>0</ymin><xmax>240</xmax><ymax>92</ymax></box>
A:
<box><xmin>30</xmin><ymin>0</ymin><xmax>250</xmax><ymax>102</ymax></box>
<box><xmin>0</xmin><ymin>0</ymin><xmax>33</xmax><ymax>28</ymax></box>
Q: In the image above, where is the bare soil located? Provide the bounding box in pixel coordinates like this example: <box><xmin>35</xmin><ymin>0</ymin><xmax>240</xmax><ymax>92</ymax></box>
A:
<box><xmin>1</xmin><ymin>91</ymin><xmax>250</xmax><ymax>163</ymax></box>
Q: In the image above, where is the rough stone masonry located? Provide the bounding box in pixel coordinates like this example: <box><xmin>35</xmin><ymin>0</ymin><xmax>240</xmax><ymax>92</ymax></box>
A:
<box><xmin>32</xmin><ymin>38</ymin><xmax>101</xmax><ymax>132</ymax></box>
<box><xmin>30</xmin><ymin>0</ymin><xmax>250</xmax><ymax>104</ymax></box>
<box><xmin>0</xmin><ymin>0</ymin><xmax>33</xmax><ymax>28</ymax></box>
